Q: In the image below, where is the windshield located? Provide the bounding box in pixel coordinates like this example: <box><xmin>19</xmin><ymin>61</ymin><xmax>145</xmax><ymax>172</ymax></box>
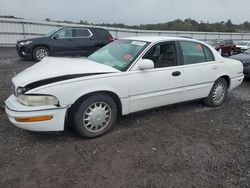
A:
<box><xmin>244</xmin><ymin>49</ymin><xmax>250</xmax><ymax>54</ymax></box>
<box><xmin>44</xmin><ymin>28</ymin><xmax>61</xmax><ymax>37</ymax></box>
<box><xmin>236</xmin><ymin>41</ymin><xmax>248</xmax><ymax>46</ymax></box>
<box><xmin>88</xmin><ymin>39</ymin><xmax>149</xmax><ymax>71</ymax></box>
<box><xmin>207</xmin><ymin>40</ymin><xmax>222</xmax><ymax>46</ymax></box>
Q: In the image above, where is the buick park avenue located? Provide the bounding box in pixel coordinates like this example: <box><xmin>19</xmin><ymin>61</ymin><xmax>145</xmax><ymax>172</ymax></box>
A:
<box><xmin>5</xmin><ymin>36</ymin><xmax>244</xmax><ymax>138</ymax></box>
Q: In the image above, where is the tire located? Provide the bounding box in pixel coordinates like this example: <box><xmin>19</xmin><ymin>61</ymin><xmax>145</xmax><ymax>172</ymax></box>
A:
<box><xmin>204</xmin><ymin>78</ymin><xmax>228</xmax><ymax>107</ymax></box>
<box><xmin>32</xmin><ymin>46</ymin><xmax>50</xmax><ymax>62</ymax></box>
<box><xmin>72</xmin><ymin>94</ymin><xmax>117</xmax><ymax>138</ymax></box>
<box><xmin>228</xmin><ymin>49</ymin><xmax>234</xmax><ymax>56</ymax></box>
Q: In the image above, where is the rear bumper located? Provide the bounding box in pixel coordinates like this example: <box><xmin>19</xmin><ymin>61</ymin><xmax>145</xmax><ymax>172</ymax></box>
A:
<box><xmin>5</xmin><ymin>94</ymin><xmax>68</xmax><ymax>132</ymax></box>
<box><xmin>229</xmin><ymin>75</ymin><xmax>244</xmax><ymax>90</ymax></box>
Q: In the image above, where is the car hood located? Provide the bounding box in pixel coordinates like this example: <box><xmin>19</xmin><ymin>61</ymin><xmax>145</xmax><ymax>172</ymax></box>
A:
<box><xmin>230</xmin><ymin>53</ymin><xmax>250</xmax><ymax>63</ymax></box>
<box><xmin>12</xmin><ymin>57</ymin><xmax>120</xmax><ymax>87</ymax></box>
<box><xmin>17</xmin><ymin>36</ymin><xmax>48</xmax><ymax>43</ymax></box>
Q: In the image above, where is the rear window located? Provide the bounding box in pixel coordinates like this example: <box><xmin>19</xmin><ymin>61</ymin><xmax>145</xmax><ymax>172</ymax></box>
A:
<box><xmin>180</xmin><ymin>41</ymin><xmax>206</xmax><ymax>65</ymax></box>
<box><xmin>73</xmin><ymin>29</ymin><xmax>91</xmax><ymax>38</ymax></box>
<box><xmin>180</xmin><ymin>41</ymin><xmax>215</xmax><ymax>64</ymax></box>
<box><xmin>92</xmin><ymin>28</ymin><xmax>112</xmax><ymax>39</ymax></box>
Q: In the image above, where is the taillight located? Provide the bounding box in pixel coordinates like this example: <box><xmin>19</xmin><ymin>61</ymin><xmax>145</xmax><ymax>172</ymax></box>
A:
<box><xmin>108</xmin><ymin>37</ymin><xmax>114</xmax><ymax>42</ymax></box>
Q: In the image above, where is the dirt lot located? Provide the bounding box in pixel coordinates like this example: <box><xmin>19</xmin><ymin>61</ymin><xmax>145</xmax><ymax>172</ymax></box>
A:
<box><xmin>0</xmin><ymin>48</ymin><xmax>249</xmax><ymax>188</ymax></box>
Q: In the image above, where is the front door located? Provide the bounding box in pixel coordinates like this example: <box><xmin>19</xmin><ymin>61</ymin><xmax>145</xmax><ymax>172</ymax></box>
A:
<box><xmin>51</xmin><ymin>28</ymin><xmax>78</xmax><ymax>56</ymax></box>
<box><xmin>128</xmin><ymin>42</ymin><xmax>183</xmax><ymax>113</ymax></box>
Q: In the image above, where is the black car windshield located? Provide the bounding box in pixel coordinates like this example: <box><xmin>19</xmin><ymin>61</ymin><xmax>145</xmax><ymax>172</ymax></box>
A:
<box><xmin>88</xmin><ymin>39</ymin><xmax>149</xmax><ymax>71</ymax></box>
<box><xmin>207</xmin><ymin>40</ymin><xmax>223</xmax><ymax>46</ymax></box>
<box><xmin>44</xmin><ymin>28</ymin><xmax>60</xmax><ymax>37</ymax></box>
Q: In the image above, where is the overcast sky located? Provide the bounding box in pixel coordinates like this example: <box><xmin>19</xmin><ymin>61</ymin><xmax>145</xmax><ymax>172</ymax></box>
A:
<box><xmin>1</xmin><ymin>0</ymin><xmax>250</xmax><ymax>25</ymax></box>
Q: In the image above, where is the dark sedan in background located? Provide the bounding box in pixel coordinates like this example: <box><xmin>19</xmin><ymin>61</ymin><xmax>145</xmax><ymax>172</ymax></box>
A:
<box><xmin>230</xmin><ymin>49</ymin><xmax>250</xmax><ymax>77</ymax></box>
<box><xmin>16</xmin><ymin>27</ymin><xmax>114</xmax><ymax>61</ymax></box>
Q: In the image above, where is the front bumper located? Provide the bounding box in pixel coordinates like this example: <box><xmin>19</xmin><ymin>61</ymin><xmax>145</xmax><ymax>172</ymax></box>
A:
<box><xmin>5</xmin><ymin>94</ymin><xmax>68</xmax><ymax>132</ymax></box>
<box><xmin>16</xmin><ymin>44</ymin><xmax>32</xmax><ymax>58</ymax></box>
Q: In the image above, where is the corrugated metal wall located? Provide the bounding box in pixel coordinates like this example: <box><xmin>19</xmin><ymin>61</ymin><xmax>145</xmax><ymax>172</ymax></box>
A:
<box><xmin>1</xmin><ymin>18</ymin><xmax>250</xmax><ymax>46</ymax></box>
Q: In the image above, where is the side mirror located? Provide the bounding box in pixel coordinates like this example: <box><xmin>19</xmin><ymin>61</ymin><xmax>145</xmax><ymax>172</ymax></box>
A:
<box><xmin>53</xmin><ymin>34</ymin><xmax>59</xmax><ymax>40</ymax></box>
<box><xmin>138</xmin><ymin>59</ymin><xmax>154</xmax><ymax>70</ymax></box>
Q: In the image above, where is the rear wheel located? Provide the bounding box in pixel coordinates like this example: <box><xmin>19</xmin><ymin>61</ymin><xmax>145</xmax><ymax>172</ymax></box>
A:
<box><xmin>204</xmin><ymin>78</ymin><xmax>228</xmax><ymax>107</ymax></box>
<box><xmin>32</xmin><ymin>46</ymin><xmax>50</xmax><ymax>62</ymax></box>
<box><xmin>72</xmin><ymin>94</ymin><xmax>117</xmax><ymax>138</ymax></box>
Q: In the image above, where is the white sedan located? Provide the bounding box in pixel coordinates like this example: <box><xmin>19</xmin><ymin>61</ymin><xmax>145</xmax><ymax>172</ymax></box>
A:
<box><xmin>5</xmin><ymin>36</ymin><xmax>244</xmax><ymax>138</ymax></box>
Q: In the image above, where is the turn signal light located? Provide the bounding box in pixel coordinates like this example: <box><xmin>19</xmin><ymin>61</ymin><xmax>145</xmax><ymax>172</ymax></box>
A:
<box><xmin>15</xmin><ymin>115</ymin><xmax>53</xmax><ymax>122</ymax></box>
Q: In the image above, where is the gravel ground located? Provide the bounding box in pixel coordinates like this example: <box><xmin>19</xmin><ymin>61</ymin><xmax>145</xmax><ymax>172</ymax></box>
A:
<box><xmin>0</xmin><ymin>48</ymin><xmax>249</xmax><ymax>188</ymax></box>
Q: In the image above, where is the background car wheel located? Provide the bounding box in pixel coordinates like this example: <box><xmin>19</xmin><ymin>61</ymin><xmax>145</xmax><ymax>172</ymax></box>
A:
<box><xmin>204</xmin><ymin>78</ymin><xmax>228</xmax><ymax>107</ymax></box>
<box><xmin>32</xmin><ymin>46</ymin><xmax>50</xmax><ymax>62</ymax></box>
<box><xmin>73</xmin><ymin>94</ymin><xmax>117</xmax><ymax>138</ymax></box>
<box><xmin>228</xmin><ymin>49</ymin><xmax>234</xmax><ymax>56</ymax></box>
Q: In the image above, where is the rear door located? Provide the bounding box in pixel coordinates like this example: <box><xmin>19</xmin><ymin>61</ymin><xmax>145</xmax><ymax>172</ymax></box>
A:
<box><xmin>72</xmin><ymin>28</ymin><xmax>95</xmax><ymax>56</ymax></box>
<box><xmin>179</xmin><ymin>41</ymin><xmax>220</xmax><ymax>101</ymax></box>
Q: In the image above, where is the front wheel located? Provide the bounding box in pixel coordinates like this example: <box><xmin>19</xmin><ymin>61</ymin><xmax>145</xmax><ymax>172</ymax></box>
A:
<box><xmin>32</xmin><ymin>46</ymin><xmax>50</xmax><ymax>62</ymax></box>
<box><xmin>73</xmin><ymin>94</ymin><xmax>117</xmax><ymax>138</ymax></box>
<box><xmin>204</xmin><ymin>78</ymin><xmax>228</xmax><ymax>107</ymax></box>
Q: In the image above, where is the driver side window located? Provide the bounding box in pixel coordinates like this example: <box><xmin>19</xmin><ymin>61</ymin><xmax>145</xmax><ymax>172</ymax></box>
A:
<box><xmin>143</xmin><ymin>42</ymin><xmax>177</xmax><ymax>68</ymax></box>
<box><xmin>56</xmin><ymin>29</ymin><xmax>73</xmax><ymax>38</ymax></box>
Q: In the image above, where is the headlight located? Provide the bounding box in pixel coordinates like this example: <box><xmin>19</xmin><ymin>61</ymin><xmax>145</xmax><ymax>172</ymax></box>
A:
<box><xmin>19</xmin><ymin>41</ymin><xmax>32</xmax><ymax>46</ymax></box>
<box><xmin>17</xmin><ymin>94</ymin><xmax>59</xmax><ymax>106</ymax></box>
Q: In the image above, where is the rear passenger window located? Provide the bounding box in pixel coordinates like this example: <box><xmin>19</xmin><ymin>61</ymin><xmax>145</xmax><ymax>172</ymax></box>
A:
<box><xmin>73</xmin><ymin>29</ymin><xmax>91</xmax><ymax>37</ymax></box>
<box><xmin>203</xmin><ymin>46</ymin><xmax>215</xmax><ymax>62</ymax></box>
<box><xmin>180</xmin><ymin>41</ymin><xmax>206</xmax><ymax>65</ymax></box>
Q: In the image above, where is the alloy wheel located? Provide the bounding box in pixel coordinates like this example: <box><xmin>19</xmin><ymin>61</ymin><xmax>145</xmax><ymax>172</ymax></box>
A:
<box><xmin>35</xmin><ymin>48</ymin><xmax>48</xmax><ymax>60</ymax></box>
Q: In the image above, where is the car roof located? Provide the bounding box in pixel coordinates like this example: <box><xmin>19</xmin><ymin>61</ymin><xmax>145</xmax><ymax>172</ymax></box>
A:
<box><xmin>123</xmin><ymin>36</ymin><xmax>201</xmax><ymax>43</ymax></box>
<box><xmin>60</xmin><ymin>26</ymin><xmax>105</xmax><ymax>30</ymax></box>
<box><xmin>123</xmin><ymin>36</ymin><xmax>223</xmax><ymax>61</ymax></box>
